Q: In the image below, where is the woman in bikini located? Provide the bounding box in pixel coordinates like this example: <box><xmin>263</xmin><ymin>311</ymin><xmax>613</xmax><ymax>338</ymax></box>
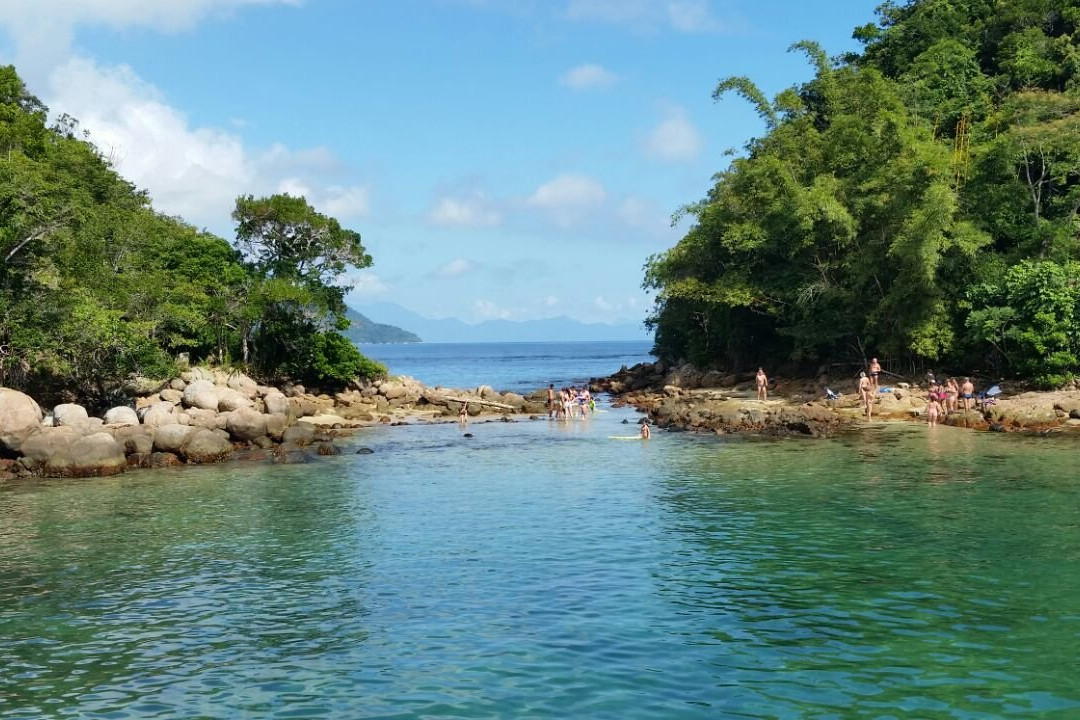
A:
<box><xmin>945</xmin><ymin>377</ymin><xmax>959</xmax><ymax>414</ymax></box>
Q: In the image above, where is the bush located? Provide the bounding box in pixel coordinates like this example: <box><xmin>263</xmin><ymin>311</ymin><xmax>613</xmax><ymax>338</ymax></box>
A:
<box><xmin>289</xmin><ymin>331</ymin><xmax>386</xmax><ymax>387</ymax></box>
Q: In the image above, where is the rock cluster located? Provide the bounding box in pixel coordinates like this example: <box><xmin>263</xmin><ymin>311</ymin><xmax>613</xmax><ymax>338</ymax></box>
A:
<box><xmin>593</xmin><ymin>361</ymin><xmax>1080</xmax><ymax>436</ymax></box>
<box><xmin>0</xmin><ymin>370</ymin><xmax>549</xmax><ymax>482</ymax></box>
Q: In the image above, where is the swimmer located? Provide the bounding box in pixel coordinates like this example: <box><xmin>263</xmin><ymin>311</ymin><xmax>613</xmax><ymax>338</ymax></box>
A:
<box><xmin>546</xmin><ymin>383</ymin><xmax>556</xmax><ymax>419</ymax></box>
<box><xmin>756</xmin><ymin>367</ymin><xmax>768</xmax><ymax>401</ymax></box>
<box><xmin>640</xmin><ymin>420</ymin><xmax>651</xmax><ymax>439</ymax></box>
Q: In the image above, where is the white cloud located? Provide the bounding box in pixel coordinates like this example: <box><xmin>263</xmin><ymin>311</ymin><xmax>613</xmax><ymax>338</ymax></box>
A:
<box><xmin>436</xmin><ymin>259</ymin><xmax>476</xmax><ymax>278</ymax></box>
<box><xmin>428</xmin><ymin>193</ymin><xmax>501</xmax><ymax>228</ymax></box>
<box><xmin>643</xmin><ymin>105</ymin><xmax>703</xmax><ymax>163</ymax></box>
<box><xmin>348</xmin><ymin>270</ymin><xmax>389</xmax><ymax>297</ymax></box>
<box><xmin>322</xmin><ymin>185</ymin><xmax>370</xmax><ymax>220</ymax></box>
<box><xmin>560</xmin><ymin>63</ymin><xmax>618</xmax><ymax>91</ymax></box>
<box><xmin>527</xmin><ymin>173</ymin><xmax>607</xmax><ymax>228</ymax></box>
<box><xmin>473</xmin><ymin>299</ymin><xmax>515</xmax><ymax>320</ymax></box>
<box><xmin>544</xmin><ymin>295</ymin><xmax>560</xmax><ymax>307</ymax></box>
<box><xmin>39</xmin><ymin>58</ymin><xmax>369</xmax><ymax>232</ymax></box>
<box><xmin>564</xmin><ymin>0</ymin><xmax>721</xmax><ymax>33</ymax></box>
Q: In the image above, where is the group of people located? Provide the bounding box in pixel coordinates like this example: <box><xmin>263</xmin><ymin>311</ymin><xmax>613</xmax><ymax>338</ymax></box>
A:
<box><xmin>922</xmin><ymin>374</ymin><xmax>976</xmax><ymax>426</ymax></box>
<box><xmin>546</xmin><ymin>384</ymin><xmax>596</xmax><ymax>420</ymax></box>
<box><xmin>854</xmin><ymin>358</ymin><xmax>978</xmax><ymax>425</ymax></box>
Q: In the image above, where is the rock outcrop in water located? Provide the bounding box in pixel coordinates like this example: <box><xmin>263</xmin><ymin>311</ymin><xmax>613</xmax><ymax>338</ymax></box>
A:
<box><xmin>0</xmin><ymin>369</ymin><xmax>551</xmax><ymax>482</ymax></box>
<box><xmin>592</xmin><ymin>361</ymin><xmax>1080</xmax><ymax>437</ymax></box>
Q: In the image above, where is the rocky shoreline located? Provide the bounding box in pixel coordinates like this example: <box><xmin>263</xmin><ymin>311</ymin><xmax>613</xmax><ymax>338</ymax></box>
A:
<box><xmin>0</xmin><ymin>369</ymin><xmax>551</xmax><ymax>482</ymax></box>
<box><xmin>592</xmin><ymin>361</ymin><xmax>1080</xmax><ymax>437</ymax></box>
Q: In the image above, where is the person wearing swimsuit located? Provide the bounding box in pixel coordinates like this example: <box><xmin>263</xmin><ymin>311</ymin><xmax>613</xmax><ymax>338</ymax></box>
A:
<box><xmin>868</xmin><ymin>358</ymin><xmax>881</xmax><ymax>389</ymax></box>
<box><xmin>858</xmin><ymin>371</ymin><xmax>873</xmax><ymax>420</ymax></box>
<box><xmin>961</xmin><ymin>377</ymin><xmax>975</xmax><ymax>412</ymax></box>
<box><xmin>756</xmin><ymin>367</ymin><xmax>768</xmax><ymax>401</ymax></box>
<box><xmin>926</xmin><ymin>397</ymin><xmax>942</xmax><ymax>426</ymax></box>
<box><xmin>547</xmin><ymin>384</ymin><xmax>556</xmax><ymax>419</ymax></box>
<box><xmin>945</xmin><ymin>378</ymin><xmax>959</xmax><ymax>414</ymax></box>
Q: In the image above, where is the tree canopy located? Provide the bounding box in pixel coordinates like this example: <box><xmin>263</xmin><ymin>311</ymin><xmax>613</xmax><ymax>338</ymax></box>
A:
<box><xmin>646</xmin><ymin>0</ymin><xmax>1080</xmax><ymax>387</ymax></box>
<box><xmin>0</xmin><ymin>65</ymin><xmax>384</xmax><ymax>407</ymax></box>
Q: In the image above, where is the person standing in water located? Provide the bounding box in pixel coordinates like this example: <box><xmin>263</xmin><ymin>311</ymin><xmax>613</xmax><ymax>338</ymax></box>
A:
<box><xmin>640</xmin><ymin>420</ymin><xmax>651</xmax><ymax>439</ymax></box>
<box><xmin>459</xmin><ymin>401</ymin><xmax>469</xmax><ymax>425</ymax></box>
<box><xmin>858</xmin><ymin>371</ymin><xmax>873</xmax><ymax>420</ymax></box>
<box><xmin>925</xmin><ymin>394</ymin><xmax>943</xmax><ymax>427</ymax></box>
<box><xmin>756</xmin><ymin>367</ymin><xmax>768</xmax><ymax>401</ymax></box>
<box><xmin>546</xmin><ymin>384</ymin><xmax>556</xmax><ymax>419</ymax></box>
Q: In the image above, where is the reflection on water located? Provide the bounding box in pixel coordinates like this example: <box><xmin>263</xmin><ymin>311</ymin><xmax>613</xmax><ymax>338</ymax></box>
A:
<box><xmin>2</xmin><ymin>415</ymin><xmax>1079</xmax><ymax>718</ymax></box>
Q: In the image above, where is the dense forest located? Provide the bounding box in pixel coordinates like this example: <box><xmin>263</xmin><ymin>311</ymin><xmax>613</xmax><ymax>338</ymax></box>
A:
<box><xmin>0</xmin><ymin>66</ymin><xmax>385</xmax><ymax>406</ymax></box>
<box><xmin>646</xmin><ymin>0</ymin><xmax>1080</xmax><ymax>386</ymax></box>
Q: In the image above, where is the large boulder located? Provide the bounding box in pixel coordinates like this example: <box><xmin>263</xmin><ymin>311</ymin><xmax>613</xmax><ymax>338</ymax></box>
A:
<box><xmin>159</xmin><ymin>388</ymin><xmax>184</xmax><ymax>405</ymax></box>
<box><xmin>22</xmin><ymin>430</ymin><xmax>127</xmax><ymax>478</ymax></box>
<box><xmin>265</xmin><ymin>413</ymin><xmax>289</xmax><ymax>442</ymax></box>
<box><xmin>182</xmin><ymin>380</ymin><xmax>220</xmax><ymax>411</ymax></box>
<box><xmin>182</xmin><ymin>429</ymin><xmax>234</xmax><ymax>464</ymax></box>
<box><xmin>140</xmin><ymin>401</ymin><xmax>179</xmax><ymax>428</ymax></box>
<box><xmin>226</xmin><ymin>372</ymin><xmax>260</xmax><ymax>398</ymax></box>
<box><xmin>281</xmin><ymin>422</ymin><xmax>316</xmax><ymax>447</ymax></box>
<box><xmin>217</xmin><ymin>388</ymin><xmax>254</xmax><ymax>412</ymax></box>
<box><xmin>153</xmin><ymin>424</ymin><xmax>194</xmax><ymax>454</ymax></box>
<box><xmin>113</xmin><ymin>425</ymin><xmax>154</xmax><ymax>456</ymax></box>
<box><xmin>52</xmin><ymin>403</ymin><xmax>90</xmax><ymax>429</ymax></box>
<box><xmin>263</xmin><ymin>391</ymin><xmax>289</xmax><ymax>416</ymax></box>
<box><xmin>180</xmin><ymin>367</ymin><xmax>214</xmax><ymax>384</ymax></box>
<box><xmin>184</xmin><ymin>408</ymin><xmax>220</xmax><ymax>430</ymax></box>
<box><xmin>103</xmin><ymin>406</ymin><xmax>140</xmax><ymax>427</ymax></box>
<box><xmin>0</xmin><ymin>388</ymin><xmax>44</xmax><ymax>453</ymax></box>
<box><xmin>226</xmin><ymin>408</ymin><xmax>268</xmax><ymax>442</ymax></box>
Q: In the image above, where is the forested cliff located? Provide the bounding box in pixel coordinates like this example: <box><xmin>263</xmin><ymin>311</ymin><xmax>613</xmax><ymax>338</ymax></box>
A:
<box><xmin>0</xmin><ymin>67</ymin><xmax>384</xmax><ymax>405</ymax></box>
<box><xmin>645</xmin><ymin>0</ymin><xmax>1080</xmax><ymax>386</ymax></box>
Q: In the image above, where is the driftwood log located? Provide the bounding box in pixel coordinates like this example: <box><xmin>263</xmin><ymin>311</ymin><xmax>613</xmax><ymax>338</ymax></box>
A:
<box><xmin>430</xmin><ymin>395</ymin><xmax>517</xmax><ymax>411</ymax></box>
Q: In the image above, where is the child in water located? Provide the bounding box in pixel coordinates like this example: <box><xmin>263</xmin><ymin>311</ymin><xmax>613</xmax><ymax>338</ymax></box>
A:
<box><xmin>925</xmin><ymin>395</ymin><xmax>942</xmax><ymax>427</ymax></box>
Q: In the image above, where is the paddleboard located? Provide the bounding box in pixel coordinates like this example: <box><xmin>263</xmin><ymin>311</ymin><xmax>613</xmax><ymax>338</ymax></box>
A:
<box><xmin>608</xmin><ymin>435</ymin><xmax>644</xmax><ymax>440</ymax></box>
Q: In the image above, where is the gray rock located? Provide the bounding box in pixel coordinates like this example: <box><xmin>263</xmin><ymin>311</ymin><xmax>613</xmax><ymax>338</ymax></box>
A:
<box><xmin>355</xmin><ymin>447</ymin><xmax>375</xmax><ymax>454</ymax></box>
<box><xmin>182</xmin><ymin>380</ymin><xmax>220</xmax><ymax>411</ymax></box>
<box><xmin>53</xmin><ymin>403</ymin><xmax>90</xmax><ymax>429</ymax></box>
<box><xmin>226</xmin><ymin>407</ymin><xmax>268</xmax><ymax>442</ymax></box>
<box><xmin>265</xmin><ymin>413</ymin><xmax>289</xmax><ymax>442</ymax></box>
<box><xmin>226</xmin><ymin>372</ymin><xmax>260</xmax><ymax>398</ymax></box>
<box><xmin>0</xmin><ymin>388</ymin><xmax>44</xmax><ymax>453</ymax></box>
<box><xmin>169</xmin><ymin>377</ymin><xmax>187</xmax><ymax>391</ymax></box>
<box><xmin>182</xmin><ymin>429</ymin><xmax>233</xmax><ymax>464</ymax></box>
<box><xmin>159</xmin><ymin>388</ymin><xmax>184</xmax><ymax>405</ymax></box>
<box><xmin>217</xmin><ymin>388</ymin><xmax>254</xmax><ymax>412</ymax></box>
<box><xmin>154</xmin><ymin>424</ymin><xmax>194</xmax><ymax>454</ymax></box>
<box><xmin>264</xmin><ymin>392</ymin><xmax>290</xmax><ymax>416</ymax></box>
<box><xmin>113</xmin><ymin>425</ymin><xmax>154</xmax><ymax>456</ymax></box>
<box><xmin>140</xmin><ymin>401</ymin><xmax>178</xmax><ymax>427</ymax></box>
<box><xmin>281</xmin><ymin>422</ymin><xmax>316</xmax><ymax>447</ymax></box>
<box><xmin>24</xmin><ymin>431</ymin><xmax>126</xmax><ymax>478</ymax></box>
<box><xmin>103</xmin><ymin>406</ymin><xmax>140</xmax><ymax>427</ymax></box>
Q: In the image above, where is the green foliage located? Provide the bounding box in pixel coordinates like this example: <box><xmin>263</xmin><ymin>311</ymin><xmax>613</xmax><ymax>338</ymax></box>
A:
<box><xmin>287</xmin><ymin>331</ymin><xmax>388</xmax><ymax>386</ymax></box>
<box><xmin>0</xmin><ymin>65</ymin><xmax>382</xmax><ymax>403</ymax></box>
<box><xmin>645</xmin><ymin>0</ymin><xmax>1080</xmax><ymax>385</ymax></box>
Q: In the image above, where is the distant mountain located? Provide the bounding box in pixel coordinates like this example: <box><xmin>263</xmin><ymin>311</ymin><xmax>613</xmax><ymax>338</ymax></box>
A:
<box><xmin>344</xmin><ymin>307</ymin><xmax>421</xmax><ymax>344</ymax></box>
<box><xmin>357</xmin><ymin>302</ymin><xmax>650</xmax><ymax>343</ymax></box>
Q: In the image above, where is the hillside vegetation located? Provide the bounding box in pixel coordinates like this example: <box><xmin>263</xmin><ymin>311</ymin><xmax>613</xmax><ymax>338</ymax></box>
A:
<box><xmin>0</xmin><ymin>66</ymin><xmax>384</xmax><ymax>406</ymax></box>
<box><xmin>645</xmin><ymin>0</ymin><xmax>1080</xmax><ymax>386</ymax></box>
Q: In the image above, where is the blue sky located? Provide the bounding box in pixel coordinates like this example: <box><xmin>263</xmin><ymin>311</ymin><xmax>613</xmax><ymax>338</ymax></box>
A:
<box><xmin>0</xmin><ymin>0</ymin><xmax>880</xmax><ymax>327</ymax></box>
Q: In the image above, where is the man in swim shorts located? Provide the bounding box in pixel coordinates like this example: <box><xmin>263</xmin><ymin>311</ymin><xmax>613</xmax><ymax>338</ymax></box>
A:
<box><xmin>961</xmin><ymin>377</ymin><xmax>975</xmax><ymax>413</ymax></box>
<box><xmin>547</xmin><ymin>384</ymin><xmax>555</xmax><ymax>419</ymax></box>
<box><xmin>756</xmin><ymin>367</ymin><xmax>768</xmax><ymax>401</ymax></box>
<box><xmin>868</xmin><ymin>358</ymin><xmax>881</xmax><ymax>389</ymax></box>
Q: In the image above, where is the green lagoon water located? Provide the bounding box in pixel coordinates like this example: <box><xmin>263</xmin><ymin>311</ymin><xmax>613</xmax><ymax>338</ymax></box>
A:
<box><xmin>2</xmin><ymin>408</ymin><xmax>1080</xmax><ymax>719</ymax></box>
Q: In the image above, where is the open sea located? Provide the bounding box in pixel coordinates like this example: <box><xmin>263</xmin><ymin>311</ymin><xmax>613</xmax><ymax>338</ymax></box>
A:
<box><xmin>2</xmin><ymin>342</ymin><xmax>1080</xmax><ymax>719</ymax></box>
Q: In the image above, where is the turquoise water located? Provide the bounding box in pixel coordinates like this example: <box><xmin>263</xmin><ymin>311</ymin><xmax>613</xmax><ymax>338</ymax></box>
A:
<box><xmin>357</xmin><ymin>340</ymin><xmax>654</xmax><ymax>393</ymax></box>
<box><xmin>3</xmin><ymin>409</ymin><xmax>1080</xmax><ymax>719</ymax></box>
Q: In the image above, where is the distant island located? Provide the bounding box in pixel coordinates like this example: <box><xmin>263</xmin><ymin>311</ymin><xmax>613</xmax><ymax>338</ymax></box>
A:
<box><xmin>356</xmin><ymin>302</ymin><xmax>650</xmax><ymax>343</ymax></box>
<box><xmin>345</xmin><ymin>308</ymin><xmax>421</xmax><ymax>344</ymax></box>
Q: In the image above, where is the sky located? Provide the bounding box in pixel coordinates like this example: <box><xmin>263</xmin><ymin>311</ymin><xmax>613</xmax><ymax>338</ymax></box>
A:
<box><xmin>0</xmin><ymin>0</ymin><xmax>881</xmax><ymax>328</ymax></box>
